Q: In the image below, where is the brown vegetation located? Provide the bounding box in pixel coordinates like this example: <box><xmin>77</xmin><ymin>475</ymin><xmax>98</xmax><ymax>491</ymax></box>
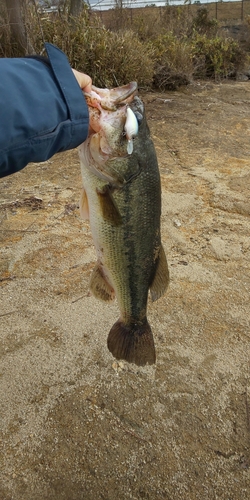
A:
<box><xmin>0</xmin><ymin>1</ymin><xmax>250</xmax><ymax>88</ymax></box>
<box><xmin>97</xmin><ymin>1</ymin><xmax>250</xmax><ymax>28</ymax></box>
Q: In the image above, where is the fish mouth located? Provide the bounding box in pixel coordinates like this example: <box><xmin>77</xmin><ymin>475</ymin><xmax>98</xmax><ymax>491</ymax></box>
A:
<box><xmin>84</xmin><ymin>82</ymin><xmax>138</xmax><ymax>111</ymax></box>
<box><xmin>82</xmin><ymin>82</ymin><xmax>139</xmax><ymax>180</ymax></box>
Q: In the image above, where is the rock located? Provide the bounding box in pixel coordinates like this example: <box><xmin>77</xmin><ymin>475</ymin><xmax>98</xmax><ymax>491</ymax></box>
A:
<box><xmin>173</xmin><ymin>219</ymin><xmax>182</xmax><ymax>228</ymax></box>
<box><xmin>210</xmin><ymin>236</ymin><xmax>227</xmax><ymax>260</ymax></box>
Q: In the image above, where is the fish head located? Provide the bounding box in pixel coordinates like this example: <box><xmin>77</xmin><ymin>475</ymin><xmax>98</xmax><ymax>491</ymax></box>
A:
<box><xmin>80</xmin><ymin>82</ymin><xmax>140</xmax><ymax>185</ymax></box>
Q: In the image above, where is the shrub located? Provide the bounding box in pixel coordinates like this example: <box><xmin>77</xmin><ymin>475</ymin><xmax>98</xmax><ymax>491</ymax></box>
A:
<box><xmin>0</xmin><ymin>3</ymin><xmax>248</xmax><ymax>89</ymax></box>
<box><xmin>191</xmin><ymin>33</ymin><xmax>247</xmax><ymax>78</ymax></box>
<box><xmin>161</xmin><ymin>6</ymin><xmax>194</xmax><ymax>39</ymax></box>
<box><xmin>191</xmin><ymin>7</ymin><xmax>218</xmax><ymax>37</ymax></box>
<box><xmin>29</xmin><ymin>11</ymin><xmax>154</xmax><ymax>88</ymax></box>
<box><xmin>150</xmin><ymin>33</ymin><xmax>194</xmax><ymax>89</ymax></box>
<box><xmin>98</xmin><ymin>30</ymin><xmax>154</xmax><ymax>88</ymax></box>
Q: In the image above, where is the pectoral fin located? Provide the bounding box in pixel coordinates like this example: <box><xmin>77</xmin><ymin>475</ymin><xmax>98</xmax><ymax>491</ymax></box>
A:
<box><xmin>90</xmin><ymin>264</ymin><xmax>115</xmax><ymax>302</ymax></box>
<box><xmin>150</xmin><ymin>244</ymin><xmax>169</xmax><ymax>302</ymax></box>
<box><xmin>96</xmin><ymin>186</ymin><xmax>122</xmax><ymax>226</ymax></box>
<box><xmin>79</xmin><ymin>187</ymin><xmax>89</xmax><ymax>220</ymax></box>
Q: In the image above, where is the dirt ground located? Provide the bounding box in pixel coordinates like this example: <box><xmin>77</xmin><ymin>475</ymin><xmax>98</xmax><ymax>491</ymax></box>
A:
<box><xmin>0</xmin><ymin>81</ymin><xmax>250</xmax><ymax>500</ymax></box>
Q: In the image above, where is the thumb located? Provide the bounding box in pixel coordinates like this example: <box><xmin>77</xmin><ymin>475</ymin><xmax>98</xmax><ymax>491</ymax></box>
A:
<box><xmin>72</xmin><ymin>69</ymin><xmax>92</xmax><ymax>93</ymax></box>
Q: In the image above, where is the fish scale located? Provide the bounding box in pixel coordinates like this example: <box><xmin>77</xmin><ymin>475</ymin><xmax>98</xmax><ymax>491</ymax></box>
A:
<box><xmin>79</xmin><ymin>86</ymin><xmax>169</xmax><ymax>366</ymax></box>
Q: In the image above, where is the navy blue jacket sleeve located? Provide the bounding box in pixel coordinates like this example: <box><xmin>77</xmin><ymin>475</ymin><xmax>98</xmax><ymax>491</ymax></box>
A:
<box><xmin>0</xmin><ymin>43</ymin><xmax>89</xmax><ymax>178</ymax></box>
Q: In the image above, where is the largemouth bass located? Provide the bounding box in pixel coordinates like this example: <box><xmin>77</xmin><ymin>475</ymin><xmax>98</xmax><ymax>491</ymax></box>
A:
<box><xmin>79</xmin><ymin>82</ymin><xmax>169</xmax><ymax>366</ymax></box>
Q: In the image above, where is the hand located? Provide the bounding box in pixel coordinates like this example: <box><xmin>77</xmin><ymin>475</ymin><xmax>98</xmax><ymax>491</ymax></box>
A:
<box><xmin>72</xmin><ymin>69</ymin><xmax>92</xmax><ymax>93</ymax></box>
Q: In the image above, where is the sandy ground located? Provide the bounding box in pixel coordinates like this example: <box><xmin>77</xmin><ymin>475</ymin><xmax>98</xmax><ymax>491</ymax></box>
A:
<box><xmin>0</xmin><ymin>81</ymin><xmax>250</xmax><ymax>500</ymax></box>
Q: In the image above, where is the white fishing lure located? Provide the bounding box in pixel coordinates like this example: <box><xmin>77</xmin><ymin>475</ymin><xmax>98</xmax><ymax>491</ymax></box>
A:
<box><xmin>124</xmin><ymin>107</ymin><xmax>138</xmax><ymax>155</ymax></box>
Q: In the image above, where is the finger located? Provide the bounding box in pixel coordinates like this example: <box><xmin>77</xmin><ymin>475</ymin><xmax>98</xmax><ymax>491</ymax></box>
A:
<box><xmin>83</xmin><ymin>76</ymin><xmax>92</xmax><ymax>94</ymax></box>
<box><xmin>72</xmin><ymin>69</ymin><xmax>92</xmax><ymax>93</ymax></box>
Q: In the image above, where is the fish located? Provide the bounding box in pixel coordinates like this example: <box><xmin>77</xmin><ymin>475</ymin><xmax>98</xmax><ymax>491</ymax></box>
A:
<box><xmin>78</xmin><ymin>82</ymin><xmax>169</xmax><ymax>366</ymax></box>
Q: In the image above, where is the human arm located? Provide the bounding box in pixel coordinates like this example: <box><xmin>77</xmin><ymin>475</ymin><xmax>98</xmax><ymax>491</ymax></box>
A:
<box><xmin>0</xmin><ymin>43</ymin><xmax>90</xmax><ymax>178</ymax></box>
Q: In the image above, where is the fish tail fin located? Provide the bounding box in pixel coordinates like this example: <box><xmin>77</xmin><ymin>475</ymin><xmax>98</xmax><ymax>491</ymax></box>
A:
<box><xmin>107</xmin><ymin>319</ymin><xmax>156</xmax><ymax>366</ymax></box>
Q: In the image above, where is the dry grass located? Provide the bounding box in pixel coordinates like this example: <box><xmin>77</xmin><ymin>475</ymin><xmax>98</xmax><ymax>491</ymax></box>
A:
<box><xmin>0</xmin><ymin>2</ymin><xmax>249</xmax><ymax>88</ymax></box>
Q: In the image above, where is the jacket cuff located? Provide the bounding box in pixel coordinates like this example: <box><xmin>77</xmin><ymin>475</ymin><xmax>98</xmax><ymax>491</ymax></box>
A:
<box><xmin>45</xmin><ymin>42</ymin><xmax>89</xmax><ymax>142</ymax></box>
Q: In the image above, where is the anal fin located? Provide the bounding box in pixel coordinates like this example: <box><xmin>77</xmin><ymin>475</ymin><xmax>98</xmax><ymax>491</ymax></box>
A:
<box><xmin>150</xmin><ymin>244</ymin><xmax>169</xmax><ymax>302</ymax></box>
<box><xmin>90</xmin><ymin>264</ymin><xmax>115</xmax><ymax>302</ymax></box>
